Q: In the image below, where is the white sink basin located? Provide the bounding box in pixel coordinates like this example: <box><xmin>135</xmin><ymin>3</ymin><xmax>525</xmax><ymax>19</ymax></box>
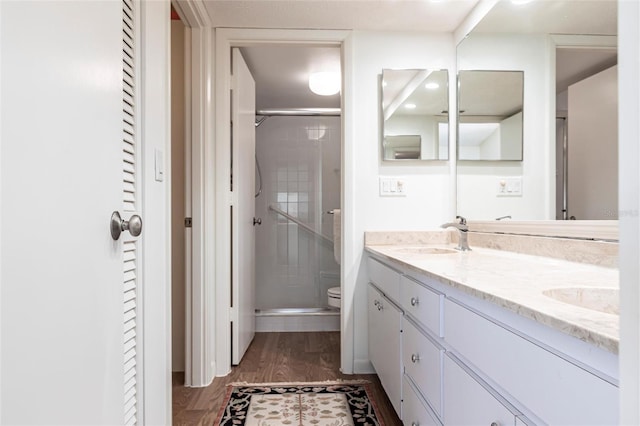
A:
<box><xmin>392</xmin><ymin>247</ymin><xmax>458</xmax><ymax>255</ymax></box>
<box><xmin>542</xmin><ymin>287</ymin><xmax>619</xmax><ymax>315</ymax></box>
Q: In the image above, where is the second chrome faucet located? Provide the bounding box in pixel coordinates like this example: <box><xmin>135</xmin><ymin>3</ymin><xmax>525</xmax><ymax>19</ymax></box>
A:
<box><xmin>441</xmin><ymin>215</ymin><xmax>471</xmax><ymax>251</ymax></box>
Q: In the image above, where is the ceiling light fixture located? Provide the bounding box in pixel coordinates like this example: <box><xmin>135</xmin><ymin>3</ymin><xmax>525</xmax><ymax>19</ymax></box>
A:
<box><xmin>425</xmin><ymin>82</ymin><xmax>440</xmax><ymax>90</ymax></box>
<box><xmin>511</xmin><ymin>0</ymin><xmax>534</xmax><ymax>5</ymax></box>
<box><xmin>405</xmin><ymin>103</ymin><xmax>417</xmax><ymax>109</ymax></box>
<box><xmin>309</xmin><ymin>72</ymin><xmax>340</xmax><ymax>96</ymax></box>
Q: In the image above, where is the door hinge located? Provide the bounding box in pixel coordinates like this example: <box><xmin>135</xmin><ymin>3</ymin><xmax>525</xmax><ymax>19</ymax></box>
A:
<box><xmin>185</xmin><ymin>217</ymin><xmax>192</xmax><ymax>228</ymax></box>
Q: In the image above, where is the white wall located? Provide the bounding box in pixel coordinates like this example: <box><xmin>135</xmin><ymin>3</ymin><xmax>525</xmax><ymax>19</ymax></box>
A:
<box><xmin>171</xmin><ymin>19</ymin><xmax>186</xmax><ymax>372</ymax></box>
<box><xmin>347</xmin><ymin>31</ymin><xmax>455</xmax><ymax>372</ymax></box>
<box><xmin>567</xmin><ymin>65</ymin><xmax>618</xmax><ymax>220</ymax></box>
<box><xmin>456</xmin><ymin>33</ymin><xmax>554</xmax><ymax>220</ymax></box>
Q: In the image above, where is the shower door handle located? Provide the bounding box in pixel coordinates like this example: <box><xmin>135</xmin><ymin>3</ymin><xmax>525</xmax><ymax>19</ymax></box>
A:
<box><xmin>253</xmin><ymin>217</ymin><xmax>262</xmax><ymax>226</ymax></box>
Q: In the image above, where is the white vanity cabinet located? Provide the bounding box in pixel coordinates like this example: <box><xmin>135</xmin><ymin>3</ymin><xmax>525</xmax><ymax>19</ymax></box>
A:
<box><xmin>444</xmin><ymin>297</ymin><xmax>619</xmax><ymax>425</ymax></box>
<box><xmin>400</xmin><ymin>274</ymin><xmax>444</xmax><ymax>421</ymax></box>
<box><xmin>443</xmin><ymin>354</ymin><xmax>517</xmax><ymax>426</ymax></box>
<box><xmin>402</xmin><ymin>318</ymin><xmax>444</xmax><ymax>418</ymax></box>
<box><xmin>403</xmin><ymin>375</ymin><xmax>442</xmax><ymax>426</ymax></box>
<box><xmin>367</xmin><ymin>280</ymin><xmax>403</xmax><ymax>417</ymax></box>
<box><xmin>367</xmin><ymin>285</ymin><xmax>402</xmax><ymax>417</ymax></box>
<box><xmin>366</xmin><ymin>253</ymin><xmax>619</xmax><ymax>426</ymax></box>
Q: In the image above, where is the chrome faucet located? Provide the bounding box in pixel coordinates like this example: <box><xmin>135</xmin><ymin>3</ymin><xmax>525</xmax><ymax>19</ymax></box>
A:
<box><xmin>441</xmin><ymin>215</ymin><xmax>471</xmax><ymax>251</ymax></box>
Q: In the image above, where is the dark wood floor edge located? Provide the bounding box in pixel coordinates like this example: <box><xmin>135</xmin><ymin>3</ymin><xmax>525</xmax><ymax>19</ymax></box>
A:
<box><xmin>212</xmin><ymin>384</ymin><xmax>234</xmax><ymax>426</ymax></box>
<box><xmin>363</xmin><ymin>381</ymin><xmax>387</xmax><ymax>426</ymax></box>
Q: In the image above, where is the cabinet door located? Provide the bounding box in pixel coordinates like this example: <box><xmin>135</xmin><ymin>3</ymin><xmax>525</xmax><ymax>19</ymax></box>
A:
<box><xmin>444</xmin><ymin>354</ymin><xmax>516</xmax><ymax>426</ymax></box>
<box><xmin>368</xmin><ymin>284</ymin><xmax>402</xmax><ymax>417</ymax></box>
<box><xmin>368</xmin><ymin>284</ymin><xmax>383</xmax><ymax>373</ymax></box>
<box><xmin>403</xmin><ymin>375</ymin><xmax>442</xmax><ymax>426</ymax></box>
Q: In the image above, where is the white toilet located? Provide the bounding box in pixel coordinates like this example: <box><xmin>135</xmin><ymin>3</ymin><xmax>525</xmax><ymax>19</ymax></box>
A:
<box><xmin>328</xmin><ymin>286</ymin><xmax>341</xmax><ymax>308</ymax></box>
<box><xmin>327</xmin><ymin>209</ymin><xmax>342</xmax><ymax>309</ymax></box>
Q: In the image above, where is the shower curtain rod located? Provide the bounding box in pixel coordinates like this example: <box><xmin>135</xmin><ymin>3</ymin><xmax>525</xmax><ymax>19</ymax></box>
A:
<box><xmin>256</xmin><ymin>108</ymin><xmax>341</xmax><ymax>117</ymax></box>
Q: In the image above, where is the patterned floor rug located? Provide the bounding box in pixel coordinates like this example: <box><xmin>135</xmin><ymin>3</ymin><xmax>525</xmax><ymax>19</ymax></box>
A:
<box><xmin>214</xmin><ymin>381</ymin><xmax>383</xmax><ymax>425</ymax></box>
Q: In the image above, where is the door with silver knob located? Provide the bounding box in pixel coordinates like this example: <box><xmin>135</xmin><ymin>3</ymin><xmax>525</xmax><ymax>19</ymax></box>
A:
<box><xmin>1</xmin><ymin>0</ymin><xmax>148</xmax><ymax>423</ymax></box>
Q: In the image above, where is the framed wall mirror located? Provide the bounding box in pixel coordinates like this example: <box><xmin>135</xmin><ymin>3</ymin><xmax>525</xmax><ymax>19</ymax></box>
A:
<box><xmin>456</xmin><ymin>0</ymin><xmax>617</xmax><ymax>221</ymax></box>
<box><xmin>381</xmin><ymin>69</ymin><xmax>449</xmax><ymax>161</ymax></box>
<box><xmin>458</xmin><ymin>70</ymin><xmax>523</xmax><ymax>161</ymax></box>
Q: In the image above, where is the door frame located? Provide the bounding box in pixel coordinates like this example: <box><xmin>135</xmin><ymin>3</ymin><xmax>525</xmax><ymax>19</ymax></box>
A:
<box><xmin>139</xmin><ymin>1</ymin><xmax>172</xmax><ymax>423</ymax></box>
<box><xmin>171</xmin><ymin>0</ymin><xmax>215</xmax><ymax>387</ymax></box>
<box><xmin>214</xmin><ymin>28</ymin><xmax>352</xmax><ymax>377</ymax></box>
<box><xmin>174</xmin><ymin>13</ymin><xmax>354</xmax><ymax>383</ymax></box>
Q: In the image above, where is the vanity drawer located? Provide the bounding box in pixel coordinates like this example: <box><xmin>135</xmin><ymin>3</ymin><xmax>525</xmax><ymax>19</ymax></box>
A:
<box><xmin>403</xmin><ymin>375</ymin><xmax>442</xmax><ymax>426</ymax></box>
<box><xmin>401</xmin><ymin>275</ymin><xmax>442</xmax><ymax>336</ymax></box>
<box><xmin>444</xmin><ymin>353</ymin><xmax>517</xmax><ymax>426</ymax></box>
<box><xmin>368</xmin><ymin>257</ymin><xmax>401</xmax><ymax>303</ymax></box>
<box><xmin>403</xmin><ymin>317</ymin><xmax>443</xmax><ymax>417</ymax></box>
<box><xmin>444</xmin><ymin>298</ymin><xmax>619</xmax><ymax>425</ymax></box>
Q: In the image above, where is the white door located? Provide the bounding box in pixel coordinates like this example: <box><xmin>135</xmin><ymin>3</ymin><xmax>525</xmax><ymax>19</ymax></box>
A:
<box><xmin>1</xmin><ymin>1</ymin><xmax>145</xmax><ymax>424</ymax></box>
<box><xmin>231</xmin><ymin>48</ymin><xmax>257</xmax><ymax>364</ymax></box>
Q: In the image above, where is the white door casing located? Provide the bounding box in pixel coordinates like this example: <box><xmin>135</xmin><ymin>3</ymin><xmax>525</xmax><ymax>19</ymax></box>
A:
<box><xmin>231</xmin><ymin>48</ymin><xmax>256</xmax><ymax>365</ymax></box>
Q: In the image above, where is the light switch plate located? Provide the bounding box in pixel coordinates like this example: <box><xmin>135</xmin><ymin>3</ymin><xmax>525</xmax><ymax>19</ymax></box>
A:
<box><xmin>379</xmin><ymin>177</ymin><xmax>407</xmax><ymax>197</ymax></box>
<box><xmin>497</xmin><ymin>177</ymin><xmax>522</xmax><ymax>196</ymax></box>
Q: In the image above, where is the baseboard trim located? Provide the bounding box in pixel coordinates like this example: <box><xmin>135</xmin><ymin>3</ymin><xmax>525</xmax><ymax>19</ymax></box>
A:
<box><xmin>353</xmin><ymin>359</ymin><xmax>375</xmax><ymax>374</ymax></box>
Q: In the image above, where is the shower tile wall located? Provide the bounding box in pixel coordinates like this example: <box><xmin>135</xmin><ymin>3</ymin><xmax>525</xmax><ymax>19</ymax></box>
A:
<box><xmin>255</xmin><ymin>116</ymin><xmax>341</xmax><ymax>310</ymax></box>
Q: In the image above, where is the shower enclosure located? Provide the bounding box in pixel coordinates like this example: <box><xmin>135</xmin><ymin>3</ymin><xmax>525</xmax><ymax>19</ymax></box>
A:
<box><xmin>254</xmin><ymin>113</ymin><xmax>341</xmax><ymax>331</ymax></box>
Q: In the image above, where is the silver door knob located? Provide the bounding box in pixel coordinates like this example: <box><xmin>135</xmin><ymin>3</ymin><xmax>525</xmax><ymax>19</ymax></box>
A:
<box><xmin>410</xmin><ymin>297</ymin><xmax>419</xmax><ymax>306</ymax></box>
<box><xmin>253</xmin><ymin>217</ymin><xmax>262</xmax><ymax>226</ymax></box>
<box><xmin>111</xmin><ymin>211</ymin><xmax>143</xmax><ymax>240</ymax></box>
<box><xmin>411</xmin><ymin>354</ymin><xmax>420</xmax><ymax>363</ymax></box>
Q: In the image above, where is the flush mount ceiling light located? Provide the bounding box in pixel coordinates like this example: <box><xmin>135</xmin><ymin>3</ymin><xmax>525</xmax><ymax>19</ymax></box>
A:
<box><xmin>404</xmin><ymin>103</ymin><xmax>417</xmax><ymax>109</ymax></box>
<box><xmin>425</xmin><ymin>82</ymin><xmax>440</xmax><ymax>90</ymax></box>
<box><xmin>309</xmin><ymin>72</ymin><xmax>340</xmax><ymax>96</ymax></box>
<box><xmin>511</xmin><ymin>0</ymin><xmax>535</xmax><ymax>4</ymax></box>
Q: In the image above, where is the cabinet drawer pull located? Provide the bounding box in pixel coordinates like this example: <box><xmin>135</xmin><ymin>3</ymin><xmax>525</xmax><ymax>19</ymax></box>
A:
<box><xmin>377</xmin><ymin>303</ymin><xmax>383</xmax><ymax>311</ymax></box>
<box><xmin>490</xmin><ymin>422</ymin><xmax>499</xmax><ymax>426</ymax></box>
<box><xmin>374</xmin><ymin>300</ymin><xmax>380</xmax><ymax>307</ymax></box>
<box><xmin>412</xmin><ymin>423</ymin><xmax>419</xmax><ymax>426</ymax></box>
<box><xmin>411</xmin><ymin>353</ymin><xmax>420</xmax><ymax>363</ymax></box>
<box><xmin>410</xmin><ymin>297</ymin><xmax>419</xmax><ymax>306</ymax></box>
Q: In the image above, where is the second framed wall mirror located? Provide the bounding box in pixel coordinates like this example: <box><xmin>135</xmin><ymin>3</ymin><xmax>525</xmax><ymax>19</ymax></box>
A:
<box><xmin>456</xmin><ymin>0</ymin><xmax>617</xmax><ymax>221</ymax></box>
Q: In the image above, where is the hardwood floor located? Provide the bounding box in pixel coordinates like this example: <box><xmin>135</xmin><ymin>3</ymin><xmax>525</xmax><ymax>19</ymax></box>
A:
<box><xmin>172</xmin><ymin>332</ymin><xmax>402</xmax><ymax>425</ymax></box>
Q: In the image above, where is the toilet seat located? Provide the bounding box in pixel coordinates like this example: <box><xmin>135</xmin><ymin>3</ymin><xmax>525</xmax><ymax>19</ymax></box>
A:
<box><xmin>328</xmin><ymin>286</ymin><xmax>341</xmax><ymax>308</ymax></box>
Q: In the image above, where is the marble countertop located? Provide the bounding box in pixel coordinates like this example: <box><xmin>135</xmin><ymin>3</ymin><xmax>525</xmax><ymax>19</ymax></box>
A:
<box><xmin>365</xmin><ymin>244</ymin><xmax>620</xmax><ymax>354</ymax></box>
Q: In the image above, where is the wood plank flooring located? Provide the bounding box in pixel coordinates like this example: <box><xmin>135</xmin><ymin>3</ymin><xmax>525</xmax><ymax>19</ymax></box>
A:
<box><xmin>172</xmin><ymin>332</ymin><xmax>402</xmax><ymax>425</ymax></box>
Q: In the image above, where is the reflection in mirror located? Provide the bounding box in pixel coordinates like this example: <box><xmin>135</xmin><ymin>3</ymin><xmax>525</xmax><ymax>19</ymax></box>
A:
<box><xmin>458</xmin><ymin>70</ymin><xmax>523</xmax><ymax>161</ymax></box>
<box><xmin>381</xmin><ymin>69</ymin><xmax>449</xmax><ymax>160</ymax></box>
<box><xmin>456</xmin><ymin>0</ymin><xmax>617</xmax><ymax>221</ymax></box>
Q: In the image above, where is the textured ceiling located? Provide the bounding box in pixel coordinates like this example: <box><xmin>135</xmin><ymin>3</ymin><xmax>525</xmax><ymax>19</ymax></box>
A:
<box><xmin>202</xmin><ymin>0</ymin><xmax>479</xmax><ymax>32</ymax></box>
<box><xmin>472</xmin><ymin>0</ymin><xmax>617</xmax><ymax>35</ymax></box>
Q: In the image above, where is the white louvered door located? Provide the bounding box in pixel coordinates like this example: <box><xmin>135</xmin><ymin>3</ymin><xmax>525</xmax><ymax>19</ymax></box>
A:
<box><xmin>122</xmin><ymin>0</ymin><xmax>143</xmax><ymax>424</ymax></box>
<box><xmin>1</xmin><ymin>0</ymin><xmax>150</xmax><ymax>424</ymax></box>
